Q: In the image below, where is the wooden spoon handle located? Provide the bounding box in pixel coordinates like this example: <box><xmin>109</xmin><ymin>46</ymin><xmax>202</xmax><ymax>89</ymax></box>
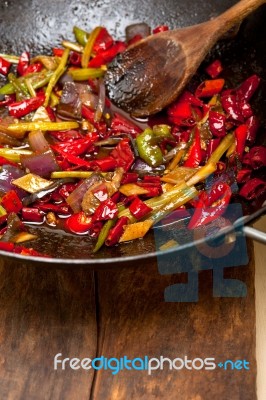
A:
<box><xmin>213</xmin><ymin>0</ymin><xmax>266</xmax><ymax>36</ymax></box>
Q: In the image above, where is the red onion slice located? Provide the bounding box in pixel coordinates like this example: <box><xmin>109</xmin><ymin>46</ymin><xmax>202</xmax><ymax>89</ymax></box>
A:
<box><xmin>28</xmin><ymin>130</ymin><xmax>50</xmax><ymax>152</ymax></box>
<box><xmin>94</xmin><ymin>79</ymin><xmax>105</xmax><ymax>122</ymax></box>
<box><xmin>66</xmin><ymin>173</ymin><xmax>102</xmax><ymax>213</ymax></box>
<box><xmin>21</xmin><ymin>149</ymin><xmax>60</xmax><ymax>179</ymax></box>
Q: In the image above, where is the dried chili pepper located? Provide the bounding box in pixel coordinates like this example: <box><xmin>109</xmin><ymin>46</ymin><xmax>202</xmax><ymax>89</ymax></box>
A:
<box><xmin>205</xmin><ymin>138</ymin><xmax>221</xmax><ymax>161</ymax></box>
<box><xmin>205</xmin><ymin>60</ymin><xmax>223</xmax><ymax>78</ymax></box>
<box><xmin>22</xmin><ymin>207</ymin><xmax>44</xmax><ymax>223</ymax></box>
<box><xmin>239</xmin><ymin>178</ymin><xmax>266</xmax><ymax>200</ymax></box>
<box><xmin>245</xmin><ymin>115</ymin><xmax>260</xmax><ymax>145</ymax></box>
<box><xmin>110</xmin><ymin>112</ymin><xmax>142</xmax><ymax>137</ymax></box>
<box><xmin>1</xmin><ymin>190</ymin><xmax>23</xmax><ymax>213</ymax></box>
<box><xmin>208</xmin><ymin>111</ymin><xmax>226</xmax><ymax>137</ymax></box>
<box><xmin>195</xmin><ymin>79</ymin><xmax>225</xmax><ymax>98</ymax></box>
<box><xmin>49</xmin><ymin>130</ymin><xmax>83</xmax><ymax>142</ymax></box>
<box><xmin>0</xmin><ymin>56</ymin><xmax>11</xmax><ymax>76</ymax></box>
<box><xmin>0</xmin><ymin>242</ymin><xmax>15</xmax><ymax>252</ymax></box>
<box><xmin>17</xmin><ymin>51</ymin><xmax>30</xmax><ymax>76</ymax></box>
<box><xmin>92</xmin><ymin>183</ymin><xmax>109</xmax><ymax>202</ymax></box>
<box><xmin>183</xmin><ymin>127</ymin><xmax>202</xmax><ymax>168</ymax></box>
<box><xmin>235</xmin><ymin>124</ymin><xmax>248</xmax><ymax>159</ymax></box>
<box><xmin>167</xmin><ymin>91</ymin><xmax>201</xmax><ymax>126</ymax></box>
<box><xmin>121</xmin><ymin>172</ymin><xmax>138</xmax><ymax>184</ymax></box>
<box><xmin>51</xmin><ymin>133</ymin><xmax>98</xmax><ymax>156</ymax></box>
<box><xmin>188</xmin><ymin>182</ymin><xmax>232</xmax><ymax>229</ymax></box>
<box><xmin>105</xmin><ymin>216</ymin><xmax>129</xmax><ymax>246</ymax></box>
<box><xmin>93</xmin><ymin>27</ymin><xmax>114</xmax><ymax>54</ymax></box>
<box><xmin>221</xmin><ymin>91</ymin><xmax>244</xmax><ymax>122</ymax></box>
<box><xmin>236</xmin><ymin>169</ymin><xmax>252</xmax><ymax>184</ymax></box>
<box><xmin>110</xmin><ymin>137</ymin><xmax>135</xmax><ymax>171</ymax></box>
<box><xmin>52</xmin><ymin>48</ymin><xmax>64</xmax><ymax>57</ymax></box>
<box><xmin>59</xmin><ymin>153</ymin><xmax>92</xmax><ymax>169</ymax></box>
<box><xmin>65</xmin><ymin>211</ymin><xmax>93</xmax><ymax>234</ymax></box>
<box><xmin>136</xmin><ymin>182</ymin><xmax>162</xmax><ymax>197</ymax></box>
<box><xmin>69</xmin><ymin>52</ymin><xmax>82</xmax><ymax>66</ymax></box>
<box><xmin>23</xmin><ymin>62</ymin><xmax>43</xmax><ymax>75</ymax></box>
<box><xmin>247</xmin><ymin>146</ymin><xmax>266</xmax><ymax>169</ymax></box>
<box><xmin>93</xmin><ymin>198</ymin><xmax>118</xmax><ymax>221</ymax></box>
<box><xmin>8</xmin><ymin>94</ymin><xmax>45</xmax><ymax>118</ymax></box>
<box><xmin>92</xmin><ymin>156</ymin><xmax>117</xmax><ymax>171</ymax></box>
<box><xmin>35</xmin><ymin>203</ymin><xmax>70</xmax><ymax>215</ymax></box>
<box><xmin>237</xmin><ymin>74</ymin><xmax>260</xmax><ymax>101</ymax></box>
<box><xmin>129</xmin><ymin>197</ymin><xmax>152</xmax><ymax>220</ymax></box>
<box><xmin>89</xmin><ymin>42</ymin><xmax>126</xmax><ymax>68</ymax></box>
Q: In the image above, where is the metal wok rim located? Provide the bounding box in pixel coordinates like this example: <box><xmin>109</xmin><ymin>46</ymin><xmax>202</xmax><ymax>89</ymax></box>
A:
<box><xmin>1</xmin><ymin>205</ymin><xmax>264</xmax><ymax>265</ymax></box>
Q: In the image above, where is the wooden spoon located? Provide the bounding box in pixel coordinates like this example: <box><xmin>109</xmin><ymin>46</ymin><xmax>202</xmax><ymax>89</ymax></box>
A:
<box><xmin>105</xmin><ymin>0</ymin><xmax>265</xmax><ymax>117</ymax></box>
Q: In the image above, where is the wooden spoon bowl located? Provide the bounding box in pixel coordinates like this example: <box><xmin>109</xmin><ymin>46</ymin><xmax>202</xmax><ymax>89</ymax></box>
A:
<box><xmin>105</xmin><ymin>0</ymin><xmax>265</xmax><ymax>117</ymax></box>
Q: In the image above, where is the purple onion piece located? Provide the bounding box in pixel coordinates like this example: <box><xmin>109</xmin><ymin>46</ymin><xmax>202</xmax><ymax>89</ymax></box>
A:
<box><xmin>0</xmin><ymin>165</ymin><xmax>27</xmax><ymax>199</ymax></box>
<box><xmin>20</xmin><ymin>149</ymin><xmax>60</xmax><ymax>178</ymax></box>
<box><xmin>57</xmin><ymin>82</ymin><xmax>81</xmax><ymax>120</ymax></box>
<box><xmin>132</xmin><ymin>157</ymin><xmax>165</xmax><ymax>176</ymax></box>
<box><xmin>94</xmin><ymin>79</ymin><xmax>105</xmax><ymax>122</ymax></box>
<box><xmin>58</xmin><ymin>72</ymin><xmax>74</xmax><ymax>86</ymax></box>
<box><xmin>66</xmin><ymin>173</ymin><xmax>102</xmax><ymax>213</ymax></box>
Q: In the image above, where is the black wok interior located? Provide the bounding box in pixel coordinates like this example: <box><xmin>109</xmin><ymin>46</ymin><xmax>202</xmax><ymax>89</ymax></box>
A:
<box><xmin>0</xmin><ymin>0</ymin><xmax>265</xmax><ymax>264</ymax></box>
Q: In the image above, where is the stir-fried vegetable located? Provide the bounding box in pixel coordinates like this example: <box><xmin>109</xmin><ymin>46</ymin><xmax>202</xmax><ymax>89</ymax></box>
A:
<box><xmin>0</xmin><ymin>22</ymin><xmax>265</xmax><ymax>258</ymax></box>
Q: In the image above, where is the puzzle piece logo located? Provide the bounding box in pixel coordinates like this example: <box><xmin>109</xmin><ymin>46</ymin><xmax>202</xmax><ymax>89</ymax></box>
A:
<box><xmin>154</xmin><ymin>203</ymin><xmax>248</xmax><ymax>302</ymax></box>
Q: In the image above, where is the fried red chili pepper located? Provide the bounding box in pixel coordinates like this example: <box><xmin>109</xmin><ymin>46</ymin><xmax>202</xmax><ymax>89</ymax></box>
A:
<box><xmin>1</xmin><ymin>190</ymin><xmax>23</xmax><ymax>213</ymax></box>
<box><xmin>17</xmin><ymin>51</ymin><xmax>30</xmax><ymax>76</ymax></box>
<box><xmin>195</xmin><ymin>79</ymin><xmax>225</xmax><ymax>98</ymax></box>
<box><xmin>129</xmin><ymin>197</ymin><xmax>152</xmax><ymax>219</ymax></box>
<box><xmin>8</xmin><ymin>94</ymin><xmax>45</xmax><ymax>118</ymax></box>
<box><xmin>205</xmin><ymin>59</ymin><xmax>223</xmax><ymax>78</ymax></box>
<box><xmin>239</xmin><ymin>178</ymin><xmax>266</xmax><ymax>201</ymax></box>
<box><xmin>105</xmin><ymin>216</ymin><xmax>129</xmax><ymax>246</ymax></box>
<box><xmin>65</xmin><ymin>211</ymin><xmax>93</xmax><ymax>233</ymax></box>
<box><xmin>183</xmin><ymin>127</ymin><xmax>202</xmax><ymax>168</ymax></box>
<box><xmin>235</xmin><ymin>124</ymin><xmax>248</xmax><ymax>159</ymax></box>
<box><xmin>188</xmin><ymin>182</ymin><xmax>232</xmax><ymax>229</ymax></box>
<box><xmin>0</xmin><ymin>57</ymin><xmax>11</xmax><ymax>76</ymax></box>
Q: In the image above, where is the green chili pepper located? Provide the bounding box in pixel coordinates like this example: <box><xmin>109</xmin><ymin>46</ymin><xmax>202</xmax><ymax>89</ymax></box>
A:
<box><xmin>136</xmin><ymin>128</ymin><xmax>163</xmax><ymax>167</ymax></box>
<box><xmin>93</xmin><ymin>203</ymin><xmax>126</xmax><ymax>252</ymax></box>
<box><xmin>73</xmin><ymin>26</ymin><xmax>89</xmax><ymax>47</ymax></box>
<box><xmin>93</xmin><ymin>219</ymin><xmax>115</xmax><ymax>253</ymax></box>
<box><xmin>152</xmin><ymin>124</ymin><xmax>172</xmax><ymax>138</ymax></box>
<box><xmin>8</xmin><ymin>72</ymin><xmax>29</xmax><ymax>100</ymax></box>
<box><xmin>0</xmin><ymin>70</ymin><xmax>54</xmax><ymax>95</ymax></box>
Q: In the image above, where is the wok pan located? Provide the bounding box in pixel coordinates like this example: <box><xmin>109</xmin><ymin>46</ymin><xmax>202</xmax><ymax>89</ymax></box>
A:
<box><xmin>0</xmin><ymin>0</ymin><xmax>265</xmax><ymax>265</ymax></box>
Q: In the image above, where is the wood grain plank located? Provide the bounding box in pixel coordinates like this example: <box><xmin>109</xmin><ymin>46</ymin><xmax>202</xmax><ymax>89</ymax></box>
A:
<box><xmin>0</xmin><ymin>260</ymin><xmax>97</xmax><ymax>400</ymax></box>
<box><xmin>93</xmin><ymin>241</ymin><xmax>256</xmax><ymax>400</ymax></box>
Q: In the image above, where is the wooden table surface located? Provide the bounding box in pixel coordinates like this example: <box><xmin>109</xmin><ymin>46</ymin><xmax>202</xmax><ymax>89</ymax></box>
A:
<box><xmin>0</xmin><ymin>217</ymin><xmax>265</xmax><ymax>400</ymax></box>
